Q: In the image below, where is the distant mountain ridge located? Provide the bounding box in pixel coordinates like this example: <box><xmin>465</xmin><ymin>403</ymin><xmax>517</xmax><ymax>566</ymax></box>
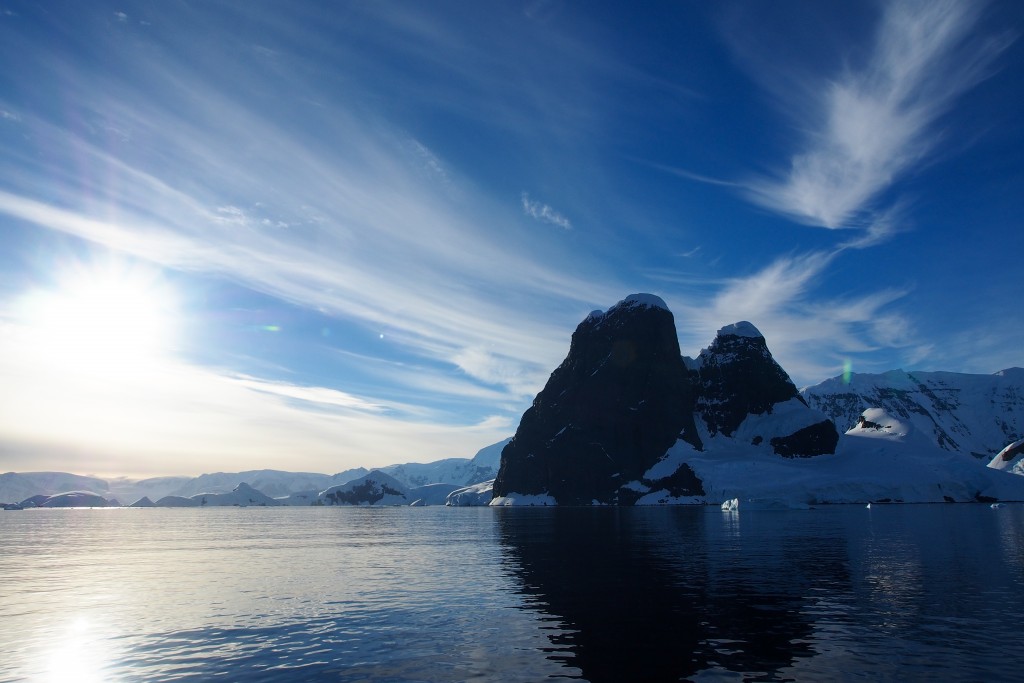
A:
<box><xmin>802</xmin><ymin>368</ymin><xmax>1024</xmax><ymax>458</ymax></box>
<box><xmin>0</xmin><ymin>439</ymin><xmax>506</xmax><ymax>506</ymax></box>
<box><xmin>0</xmin><ymin>472</ymin><xmax>111</xmax><ymax>504</ymax></box>
<box><xmin>4</xmin><ymin>300</ymin><xmax>1023</xmax><ymax>507</ymax></box>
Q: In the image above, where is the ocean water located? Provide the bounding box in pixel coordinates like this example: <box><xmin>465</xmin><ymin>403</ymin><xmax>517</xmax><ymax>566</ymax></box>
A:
<box><xmin>1</xmin><ymin>504</ymin><xmax>1022</xmax><ymax>682</ymax></box>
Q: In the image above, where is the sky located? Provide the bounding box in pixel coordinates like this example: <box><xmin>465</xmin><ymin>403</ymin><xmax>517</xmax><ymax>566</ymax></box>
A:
<box><xmin>0</xmin><ymin>0</ymin><xmax>1021</xmax><ymax>478</ymax></box>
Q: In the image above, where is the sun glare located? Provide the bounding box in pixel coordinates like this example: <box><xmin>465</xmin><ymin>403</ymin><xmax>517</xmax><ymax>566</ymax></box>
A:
<box><xmin>18</xmin><ymin>261</ymin><xmax>179</xmax><ymax>372</ymax></box>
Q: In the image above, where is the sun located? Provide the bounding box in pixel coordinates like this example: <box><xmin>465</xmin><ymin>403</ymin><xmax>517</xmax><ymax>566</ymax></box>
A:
<box><xmin>18</xmin><ymin>260</ymin><xmax>180</xmax><ymax>372</ymax></box>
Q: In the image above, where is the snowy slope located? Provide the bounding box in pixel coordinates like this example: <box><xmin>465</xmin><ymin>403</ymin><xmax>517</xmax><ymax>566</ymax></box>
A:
<box><xmin>466</xmin><ymin>437</ymin><xmax>510</xmax><ymax>472</ymax></box>
<box><xmin>153</xmin><ymin>495</ymin><xmax>200</xmax><ymax>507</ymax></box>
<box><xmin>623</xmin><ymin>407</ymin><xmax>1024</xmax><ymax>506</ymax></box>
<box><xmin>408</xmin><ymin>483</ymin><xmax>462</xmax><ymax>506</ymax></box>
<box><xmin>275</xmin><ymin>489</ymin><xmax>321</xmax><ymax>506</ymax></box>
<box><xmin>803</xmin><ymin>368</ymin><xmax>1024</xmax><ymax>459</ymax></box>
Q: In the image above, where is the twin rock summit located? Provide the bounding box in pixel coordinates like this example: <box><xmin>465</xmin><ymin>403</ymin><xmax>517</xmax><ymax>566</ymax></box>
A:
<box><xmin>494</xmin><ymin>294</ymin><xmax>839</xmax><ymax>505</ymax></box>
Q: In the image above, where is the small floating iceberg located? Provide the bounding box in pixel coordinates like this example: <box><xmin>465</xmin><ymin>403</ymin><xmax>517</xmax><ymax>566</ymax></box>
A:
<box><xmin>720</xmin><ymin>498</ymin><xmax>809</xmax><ymax>511</ymax></box>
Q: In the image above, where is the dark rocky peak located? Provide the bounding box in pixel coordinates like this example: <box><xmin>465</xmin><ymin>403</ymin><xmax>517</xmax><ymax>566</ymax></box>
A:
<box><xmin>697</xmin><ymin>321</ymin><xmax>803</xmax><ymax>437</ymax></box>
<box><xmin>494</xmin><ymin>294</ymin><xmax>702</xmax><ymax>505</ymax></box>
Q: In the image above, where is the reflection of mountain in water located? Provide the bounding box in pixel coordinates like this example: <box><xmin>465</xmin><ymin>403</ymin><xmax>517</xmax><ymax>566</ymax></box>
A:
<box><xmin>496</xmin><ymin>507</ymin><xmax>850</xmax><ymax>682</ymax></box>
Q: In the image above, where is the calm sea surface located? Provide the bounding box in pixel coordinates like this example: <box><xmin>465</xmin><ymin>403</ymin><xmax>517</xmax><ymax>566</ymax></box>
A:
<box><xmin>1</xmin><ymin>504</ymin><xmax>1022</xmax><ymax>682</ymax></box>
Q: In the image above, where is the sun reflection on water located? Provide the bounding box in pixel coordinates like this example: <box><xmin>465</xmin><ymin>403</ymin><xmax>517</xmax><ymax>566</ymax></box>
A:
<box><xmin>41</xmin><ymin>616</ymin><xmax>118</xmax><ymax>683</ymax></box>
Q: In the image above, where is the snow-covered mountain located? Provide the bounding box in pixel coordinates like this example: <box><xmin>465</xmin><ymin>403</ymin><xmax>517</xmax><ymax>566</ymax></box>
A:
<box><xmin>107</xmin><ymin>476</ymin><xmax>192</xmax><ymax>504</ymax></box>
<box><xmin>161</xmin><ymin>469</ymin><xmax>366</xmax><ymax>499</ymax></box>
<box><xmin>190</xmin><ymin>482</ymin><xmax>282</xmax><ymax>506</ymax></box>
<box><xmin>380</xmin><ymin>438</ymin><xmax>509</xmax><ymax>488</ymax></box>
<box><xmin>316</xmin><ymin>471</ymin><xmax>410</xmax><ymax>506</ymax></box>
<box><xmin>0</xmin><ymin>439</ymin><xmax>509</xmax><ymax>507</ymax></box>
<box><xmin>142</xmin><ymin>482</ymin><xmax>282</xmax><ymax>507</ymax></box>
<box><xmin>1</xmin><ymin>471</ymin><xmax>111</xmax><ymax>504</ymax></box>
<box><xmin>803</xmin><ymin>368</ymin><xmax>1024</xmax><ymax>459</ymax></box>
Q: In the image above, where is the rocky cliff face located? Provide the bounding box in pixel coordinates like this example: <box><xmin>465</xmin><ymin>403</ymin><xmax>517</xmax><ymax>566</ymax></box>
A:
<box><xmin>494</xmin><ymin>296</ymin><xmax>840</xmax><ymax>505</ymax></box>
<box><xmin>493</xmin><ymin>294</ymin><xmax>703</xmax><ymax>505</ymax></box>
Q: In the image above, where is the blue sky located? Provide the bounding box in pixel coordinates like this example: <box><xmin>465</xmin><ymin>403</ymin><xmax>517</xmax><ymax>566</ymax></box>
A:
<box><xmin>0</xmin><ymin>0</ymin><xmax>1021</xmax><ymax>477</ymax></box>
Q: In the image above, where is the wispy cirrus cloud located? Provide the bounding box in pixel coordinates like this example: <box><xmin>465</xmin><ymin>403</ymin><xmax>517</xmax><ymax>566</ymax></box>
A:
<box><xmin>521</xmin><ymin>192</ymin><xmax>573</xmax><ymax>230</ymax></box>
<box><xmin>742</xmin><ymin>0</ymin><xmax>1012</xmax><ymax>242</ymax></box>
<box><xmin>0</xmin><ymin>4</ymin><xmax>624</xmax><ymax>420</ymax></box>
<box><xmin>671</xmin><ymin>251</ymin><xmax>918</xmax><ymax>383</ymax></box>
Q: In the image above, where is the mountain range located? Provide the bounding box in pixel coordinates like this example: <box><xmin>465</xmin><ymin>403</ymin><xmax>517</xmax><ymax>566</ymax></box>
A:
<box><xmin>0</xmin><ymin>439</ymin><xmax>506</xmax><ymax>507</ymax></box>
<box><xmin>490</xmin><ymin>294</ymin><xmax>1024</xmax><ymax>506</ymax></box>
<box><xmin>2</xmin><ymin>295</ymin><xmax>1021</xmax><ymax>507</ymax></box>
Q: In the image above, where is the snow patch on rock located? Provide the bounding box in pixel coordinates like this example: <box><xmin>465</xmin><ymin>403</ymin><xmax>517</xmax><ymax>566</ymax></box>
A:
<box><xmin>847</xmin><ymin>408</ymin><xmax>910</xmax><ymax>440</ymax></box>
<box><xmin>989</xmin><ymin>439</ymin><xmax>1024</xmax><ymax>476</ymax></box>
<box><xmin>612</xmin><ymin>293</ymin><xmax>669</xmax><ymax>312</ymax></box>
<box><xmin>716</xmin><ymin>321</ymin><xmax>763</xmax><ymax>339</ymax></box>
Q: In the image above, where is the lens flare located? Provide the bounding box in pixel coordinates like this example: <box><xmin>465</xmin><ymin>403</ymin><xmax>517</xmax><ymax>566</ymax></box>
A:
<box><xmin>842</xmin><ymin>359</ymin><xmax>853</xmax><ymax>384</ymax></box>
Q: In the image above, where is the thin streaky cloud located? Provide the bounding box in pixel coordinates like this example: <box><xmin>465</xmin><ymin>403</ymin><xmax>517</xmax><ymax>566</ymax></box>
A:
<box><xmin>641</xmin><ymin>160</ymin><xmax>741</xmax><ymax>188</ymax></box>
<box><xmin>521</xmin><ymin>192</ymin><xmax>573</xmax><ymax>230</ymax></box>
<box><xmin>742</xmin><ymin>0</ymin><xmax>1011</xmax><ymax>236</ymax></box>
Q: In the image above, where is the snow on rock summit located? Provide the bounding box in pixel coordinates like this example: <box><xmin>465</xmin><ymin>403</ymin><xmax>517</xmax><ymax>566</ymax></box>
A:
<box><xmin>716</xmin><ymin>321</ymin><xmax>763</xmax><ymax>339</ymax></box>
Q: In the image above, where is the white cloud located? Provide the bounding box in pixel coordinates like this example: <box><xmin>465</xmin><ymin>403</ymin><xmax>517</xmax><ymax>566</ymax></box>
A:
<box><xmin>672</xmin><ymin>251</ymin><xmax>918</xmax><ymax>384</ymax></box>
<box><xmin>521</xmin><ymin>192</ymin><xmax>573</xmax><ymax>230</ymax></box>
<box><xmin>742</xmin><ymin>0</ymin><xmax>1010</xmax><ymax>240</ymax></box>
